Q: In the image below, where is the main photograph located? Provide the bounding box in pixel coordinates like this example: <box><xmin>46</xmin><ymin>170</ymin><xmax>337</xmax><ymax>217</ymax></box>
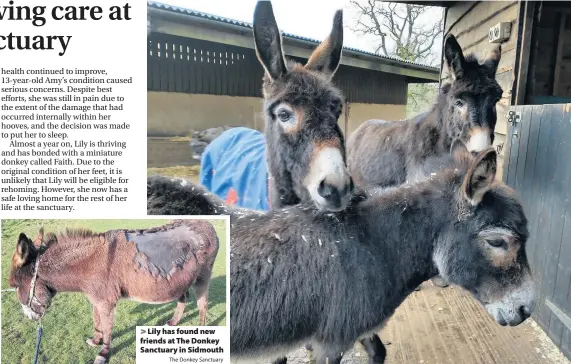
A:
<box><xmin>146</xmin><ymin>0</ymin><xmax>563</xmax><ymax>363</ymax></box>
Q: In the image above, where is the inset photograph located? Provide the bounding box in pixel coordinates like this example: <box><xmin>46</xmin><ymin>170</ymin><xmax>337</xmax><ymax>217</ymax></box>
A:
<box><xmin>1</xmin><ymin>218</ymin><xmax>228</xmax><ymax>364</ymax></box>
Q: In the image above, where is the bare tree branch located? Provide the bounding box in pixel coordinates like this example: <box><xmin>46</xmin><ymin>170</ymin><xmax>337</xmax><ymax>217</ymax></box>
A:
<box><xmin>349</xmin><ymin>1</ymin><xmax>443</xmax><ymax>65</ymax></box>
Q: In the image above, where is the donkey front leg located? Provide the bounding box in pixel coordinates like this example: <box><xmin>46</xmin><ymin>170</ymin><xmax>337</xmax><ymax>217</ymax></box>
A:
<box><xmin>360</xmin><ymin>335</ymin><xmax>386</xmax><ymax>364</ymax></box>
<box><xmin>272</xmin><ymin>357</ymin><xmax>287</xmax><ymax>364</ymax></box>
<box><xmin>93</xmin><ymin>303</ymin><xmax>116</xmax><ymax>364</ymax></box>
<box><xmin>167</xmin><ymin>292</ymin><xmax>189</xmax><ymax>326</ymax></box>
<box><xmin>86</xmin><ymin>305</ymin><xmax>103</xmax><ymax>347</ymax></box>
<box><xmin>312</xmin><ymin>343</ymin><xmax>345</xmax><ymax>364</ymax></box>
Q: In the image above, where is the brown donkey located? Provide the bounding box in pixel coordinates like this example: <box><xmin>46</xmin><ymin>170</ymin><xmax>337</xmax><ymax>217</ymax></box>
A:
<box><xmin>9</xmin><ymin>220</ymin><xmax>219</xmax><ymax>364</ymax></box>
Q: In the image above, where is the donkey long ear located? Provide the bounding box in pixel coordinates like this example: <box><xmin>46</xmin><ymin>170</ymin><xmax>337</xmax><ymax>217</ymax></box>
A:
<box><xmin>33</xmin><ymin>227</ymin><xmax>45</xmax><ymax>249</ymax></box>
<box><xmin>444</xmin><ymin>34</ymin><xmax>466</xmax><ymax>80</ymax></box>
<box><xmin>253</xmin><ymin>1</ymin><xmax>287</xmax><ymax>81</ymax></box>
<box><xmin>14</xmin><ymin>233</ymin><xmax>31</xmax><ymax>268</ymax></box>
<box><xmin>462</xmin><ymin>148</ymin><xmax>497</xmax><ymax>206</ymax></box>
<box><xmin>305</xmin><ymin>10</ymin><xmax>343</xmax><ymax>79</ymax></box>
<box><xmin>483</xmin><ymin>44</ymin><xmax>501</xmax><ymax>76</ymax></box>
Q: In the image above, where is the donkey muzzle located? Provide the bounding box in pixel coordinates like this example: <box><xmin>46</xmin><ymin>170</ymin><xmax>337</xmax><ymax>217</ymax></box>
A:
<box><xmin>21</xmin><ymin>303</ymin><xmax>43</xmax><ymax>321</ymax></box>
<box><xmin>484</xmin><ymin>278</ymin><xmax>535</xmax><ymax>326</ymax></box>
<box><xmin>317</xmin><ymin>177</ymin><xmax>353</xmax><ymax>211</ymax></box>
<box><xmin>466</xmin><ymin>127</ymin><xmax>492</xmax><ymax>153</ymax></box>
<box><xmin>305</xmin><ymin>146</ymin><xmax>353</xmax><ymax>211</ymax></box>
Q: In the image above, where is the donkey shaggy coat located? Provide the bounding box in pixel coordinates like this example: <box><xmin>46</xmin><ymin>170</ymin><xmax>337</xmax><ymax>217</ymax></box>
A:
<box><xmin>148</xmin><ymin>143</ymin><xmax>535</xmax><ymax>364</ymax></box>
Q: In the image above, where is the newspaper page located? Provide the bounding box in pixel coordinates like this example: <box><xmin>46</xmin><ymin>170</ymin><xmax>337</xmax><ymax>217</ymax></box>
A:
<box><xmin>2</xmin><ymin>1</ymin><xmax>565</xmax><ymax>364</ymax></box>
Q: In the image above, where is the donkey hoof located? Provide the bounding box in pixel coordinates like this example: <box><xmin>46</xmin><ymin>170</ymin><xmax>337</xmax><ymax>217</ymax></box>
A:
<box><xmin>431</xmin><ymin>276</ymin><xmax>449</xmax><ymax>288</ymax></box>
<box><xmin>93</xmin><ymin>355</ymin><xmax>107</xmax><ymax>364</ymax></box>
<box><xmin>86</xmin><ymin>338</ymin><xmax>101</xmax><ymax>347</ymax></box>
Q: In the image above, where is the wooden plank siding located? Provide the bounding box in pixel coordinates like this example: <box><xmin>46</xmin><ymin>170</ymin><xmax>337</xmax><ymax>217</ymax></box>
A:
<box><xmin>147</xmin><ymin>32</ymin><xmax>409</xmax><ymax>105</ymax></box>
<box><xmin>442</xmin><ymin>1</ymin><xmax>521</xmax><ymax>179</ymax></box>
<box><xmin>504</xmin><ymin>104</ymin><xmax>571</xmax><ymax>360</ymax></box>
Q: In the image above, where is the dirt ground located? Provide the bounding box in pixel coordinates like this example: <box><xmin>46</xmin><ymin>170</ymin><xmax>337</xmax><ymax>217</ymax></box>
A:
<box><xmin>286</xmin><ymin>282</ymin><xmax>570</xmax><ymax>364</ymax></box>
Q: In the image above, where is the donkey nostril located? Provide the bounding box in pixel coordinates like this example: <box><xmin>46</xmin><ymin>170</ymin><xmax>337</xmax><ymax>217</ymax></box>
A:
<box><xmin>519</xmin><ymin>305</ymin><xmax>531</xmax><ymax>320</ymax></box>
<box><xmin>318</xmin><ymin>179</ymin><xmax>333</xmax><ymax>199</ymax></box>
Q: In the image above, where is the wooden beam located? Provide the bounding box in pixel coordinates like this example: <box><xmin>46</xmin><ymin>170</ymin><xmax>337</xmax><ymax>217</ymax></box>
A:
<box><xmin>545</xmin><ymin>300</ymin><xmax>571</xmax><ymax>332</ymax></box>
<box><xmin>439</xmin><ymin>6</ymin><xmax>448</xmax><ymax>89</ymax></box>
<box><xmin>552</xmin><ymin>13</ymin><xmax>567</xmax><ymax>97</ymax></box>
<box><xmin>514</xmin><ymin>1</ymin><xmax>535</xmax><ymax>105</ymax></box>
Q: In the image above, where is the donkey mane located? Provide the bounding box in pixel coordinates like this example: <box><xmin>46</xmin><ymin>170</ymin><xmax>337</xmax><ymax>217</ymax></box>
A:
<box><xmin>34</xmin><ymin>228</ymin><xmax>108</xmax><ymax>270</ymax></box>
<box><xmin>125</xmin><ymin>220</ymin><xmax>199</xmax><ymax>234</ymax></box>
<box><xmin>54</xmin><ymin>228</ymin><xmax>100</xmax><ymax>244</ymax></box>
<box><xmin>48</xmin><ymin>220</ymin><xmax>198</xmax><ymax>247</ymax></box>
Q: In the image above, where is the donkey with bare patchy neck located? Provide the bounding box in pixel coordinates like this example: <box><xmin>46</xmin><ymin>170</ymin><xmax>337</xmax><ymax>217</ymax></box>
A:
<box><xmin>9</xmin><ymin>220</ymin><xmax>219</xmax><ymax>364</ymax></box>
<box><xmin>253</xmin><ymin>1</ymin><xmax>352</xmax><ymax>212</ymax></box>
<box><xmin>148</xmin><ymin>142</ymin><xmax>535</xmax><ymax>364</ymax></box>
<box><xmin>347</xmin><ymin>34</ymin><xmax>503</xmax><ymax>189</ymax></box>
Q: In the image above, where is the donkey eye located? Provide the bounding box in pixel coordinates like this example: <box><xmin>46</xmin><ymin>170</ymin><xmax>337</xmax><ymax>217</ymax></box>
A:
<box><xmin>486</xmin><ymin>238</ymin><xmax>505</xmax><ymax>248</ymax></box>
<box><xmin>454</xmin><ymin>99</ymin><xmax>465</xmax><ymax>108</ymax></box>
<box><xmin>277</xmin><ymin>109</ymin><xmax>292</xmax><ymax>122</ymax></box>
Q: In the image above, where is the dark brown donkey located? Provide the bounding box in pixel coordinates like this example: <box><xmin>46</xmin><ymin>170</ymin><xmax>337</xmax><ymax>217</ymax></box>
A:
<box><xmin>9</xmin><ymin>220</ymin><xmax>219</xmax><ymax>364</ymax></box>
<box><xmin>147</xmin><ymin>141</ymin><xmax>536</xmax><ymax>364</ymax></box>
<box><xmin>347</xmin><ymin>34</ymin><xmax>503</xmax><ymax>189</ymax></box>
<box><xmin>253</xmin><ymin>1</ymin><xmax>353</xmax><ymax>212</ymax></box>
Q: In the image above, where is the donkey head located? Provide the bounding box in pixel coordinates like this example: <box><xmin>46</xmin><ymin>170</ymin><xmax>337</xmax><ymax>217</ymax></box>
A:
<box><xmin>442</xmin><ymin>34</ymin><xmax>503</xmax><ymax>154</ymax></box>
<box><xmin>253</xmin><ymin>1</ymin><xmax>352</xmax><ymax>211</ymax></box>
<box><xmin>9</xmin><ymin>230</ymin><xmax>56</xmax><ymax>320</ymax></box>
<box><xmin>434</xmin><ymin>141</ymin><xmax>535</xmax><ymax>326</ymax></box>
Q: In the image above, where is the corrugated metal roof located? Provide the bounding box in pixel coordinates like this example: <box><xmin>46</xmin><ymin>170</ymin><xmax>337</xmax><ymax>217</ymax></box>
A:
<box><xmin>147</xmin><ymin>1</ymin><xmax>439</xmax><ymax>71</ymax></box>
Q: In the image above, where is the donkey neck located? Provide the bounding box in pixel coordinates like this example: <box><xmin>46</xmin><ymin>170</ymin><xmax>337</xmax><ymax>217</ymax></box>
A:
<box><xmin>36</xmin><ymin>236</ymin><xmax>104</xmax><ymax>292</ymax></box>
<box><xmin>413</xmin><ymin>102</ymin><xmax>452</xmax><ymax>154</ymax></box>
<box><xmin>357</xmin><ymin>178</ymin><xmax>457</xmax><ymax>289</ymax></box>
<box><xmin>434</xmin><ymin>91</ymin><xmax>457</xmax><ymax>151</ymax></box>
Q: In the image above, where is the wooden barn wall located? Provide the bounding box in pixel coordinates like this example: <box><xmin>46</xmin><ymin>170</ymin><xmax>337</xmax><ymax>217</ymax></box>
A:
<box><xmin>147</xmin><ymin>33</ymin><xmax>408</xmax><ymax>105</ymax></box>
<box><xmin>442</xmin><ymin>1</ymin><xmax>520</xmax><ymax>179</ymax></box>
